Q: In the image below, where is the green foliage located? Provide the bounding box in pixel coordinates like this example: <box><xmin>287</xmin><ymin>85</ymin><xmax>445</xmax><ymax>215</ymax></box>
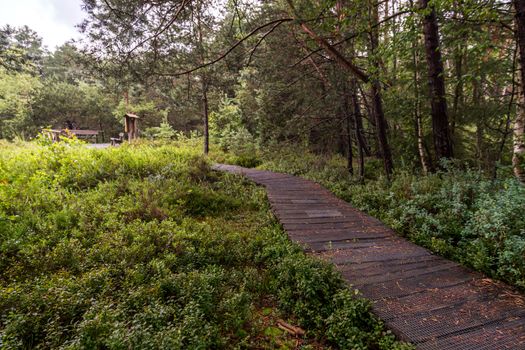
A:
<box><xmin>232</xmin><ymin>153</ymin><xmax>262</xmax><ymax>168</ymax></box>
<box><xmin>0</xmin><ymin>142</ymin><xmax>411</xmax><ymax>349</ymax></box>
<box><xmin>272</xmin><ymin>254</ymin><xmax>345</xmax><ymax>330</ymax></box>
<box><xmin>258</xmin><ymin>146</ymin><xmax>525</xmax><ymax>290</ymax></box>
<box><xmin>326</xmin><ymin>290</ymin><xmax>412</xmax><ymax>350</ymax></box>
<box><xmin>461</xmin><ymin>180</ymin><xmax>525</xmax><ymax>287</ymax></box>
<box><xmin>32</xmin><ymin>80</ymin><xmax>118</xmax><ymax>134</ymax></box>
<box><xmin>0</xmin><ymin>25</ymin><xmax>44</xmax><ymax>73</ymax></box>
<box><xmin>0</xmin><ymin>34</ymin><xmax>120</xmax><ymax>141</ymax></box>
<box><xmin>113</xmin><ymin>100</ymin><xmax>160</xmax><ymax>128</ymax></box>
<box><xmin>143</xmin><ymin>122</ymin><xmax>177</xmax><ymax>140</ymax></box>
<box><xmin>209</xmin><ymin>97</ymin><xmax>262</xmax><ymax>167</ymax></box>
<box><xmin>210</xmin><ymin>97</ymin><xmax>256</xmax><ymax>153</ymax></box>
<box><xmin>0</xmin><ymin>69</ymin><xmax>42</xmax><ymax>139</ymax></box>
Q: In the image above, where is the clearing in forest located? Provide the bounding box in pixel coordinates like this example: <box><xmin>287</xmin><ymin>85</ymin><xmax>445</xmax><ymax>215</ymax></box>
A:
<box><xmin>0</xmin><ymin>142</ymin><xmax>410</xmax><ymax>349</ymax></box>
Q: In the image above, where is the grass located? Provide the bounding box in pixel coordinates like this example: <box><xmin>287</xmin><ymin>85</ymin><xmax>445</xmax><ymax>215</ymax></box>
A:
<box><xmin>0</xmin><ymin>140</ymin><xmax>411</xmax><ymax>349</ymax></box>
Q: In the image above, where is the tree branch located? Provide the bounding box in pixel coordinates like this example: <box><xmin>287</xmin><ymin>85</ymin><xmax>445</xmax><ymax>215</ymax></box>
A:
<box><xmin>298</xmin><ymin>22</ymin><xmax>370</xmax><ymax>83</ymax></box>
<box><xmin>246</xmin><ymin>20</ymin><xmax>285</xmax><ymax>67</ymax></box>
<box><xmin>290</xmin><ymin>9</ymin><xmax>411</xmax><ymax>68</ymax></box>
<box><xmin>156</xmin><ymin>18</ymin><xmax>293</xmax><ymax>76</ymax></box>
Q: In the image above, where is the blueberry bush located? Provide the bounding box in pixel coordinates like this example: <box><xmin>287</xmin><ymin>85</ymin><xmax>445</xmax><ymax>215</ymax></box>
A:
<box><xmin>0</xmin><ymin>141</ymin><xmax>411</xmax><ymax>349</ymax></box>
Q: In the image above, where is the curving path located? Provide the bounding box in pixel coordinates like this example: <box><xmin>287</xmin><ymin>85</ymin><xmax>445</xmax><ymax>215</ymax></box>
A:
<box><xmin>213</xmin><ymin>164</ymin><xmax>525</xmax><ymax>350</ymax></box>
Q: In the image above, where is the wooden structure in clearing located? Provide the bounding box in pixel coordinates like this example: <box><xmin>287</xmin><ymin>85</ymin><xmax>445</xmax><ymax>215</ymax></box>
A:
<box><xmin>124</xmin><ymin>113</ymin><xmax>139</xmax><ymax>141</ymax></box>
<box><xmin>42</xmin><ymin>129</ymin><xmax>100</xmax><ymax>143</ymax></box>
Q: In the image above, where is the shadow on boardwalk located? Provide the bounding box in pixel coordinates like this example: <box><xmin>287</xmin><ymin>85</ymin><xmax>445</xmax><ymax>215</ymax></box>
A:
<box><xmin>213</xmin><ymin>164</ymin><xmax>525</xmax><ymax>350</ymax></box>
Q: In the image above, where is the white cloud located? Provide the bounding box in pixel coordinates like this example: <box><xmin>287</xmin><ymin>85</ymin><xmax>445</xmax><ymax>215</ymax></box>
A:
<box><xmin>0</xmin><ymin>0</ymin><xmax>85</xmax><ymax>51</ymax></box>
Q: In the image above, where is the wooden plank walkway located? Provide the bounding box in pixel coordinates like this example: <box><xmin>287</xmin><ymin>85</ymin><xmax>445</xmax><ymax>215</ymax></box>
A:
<box><xmin>213</xmin><ymin>164</ymin><xmax>525</xmax><ymax>350</ymax></box>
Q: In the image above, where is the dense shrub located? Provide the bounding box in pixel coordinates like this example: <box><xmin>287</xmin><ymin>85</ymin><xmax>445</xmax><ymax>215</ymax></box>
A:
<box><xmin>0</xmin><ymin>142</ymin><xmax>411</xmax><ymax>349</ymax></box>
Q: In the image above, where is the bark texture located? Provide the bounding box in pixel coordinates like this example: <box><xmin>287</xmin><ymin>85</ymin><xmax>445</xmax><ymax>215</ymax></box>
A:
<box><xmin>351</xmin><ymin>80</ymin><xmax>366</xmax><ymax>180</ymax></box>
<box><xmin>202</xmin><ymin>79</ymin><xmax>209</xmax><ymax>155</ymax></box>
<box><xmin>368</xmin><ymin>0</ymin><xmax>393</xmax><ymax>176</ymax></box>
<box><xmin>513</xmin><ymin>0</ymin><xmax>525</xmax><ymax>182</ymax></box>
<box><xmin>419</xmin><ymin>0</ymin><xmax>454</xmax><ymax>161</ymax></box>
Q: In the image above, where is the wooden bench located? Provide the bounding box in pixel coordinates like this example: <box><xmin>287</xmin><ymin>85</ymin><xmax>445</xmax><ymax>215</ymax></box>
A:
<box><xmin>42</xmin><ymin>129</ymin><xmax>101</xmax><ymax>143</ymax></box>
<box><xmin>110</xmin><ymin>133</ymin><xmax>124</xmax><ymax>146</ymax></box>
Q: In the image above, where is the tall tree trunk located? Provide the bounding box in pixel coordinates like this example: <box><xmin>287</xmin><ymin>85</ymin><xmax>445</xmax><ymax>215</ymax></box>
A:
<box><xmin>494</xmin><ymin>50</ymin><xmax>517</xmax><ymax>179</ymax></box>
<box><xmin>370</xmin><ymin>82</ymin><xmax>393</xmax><ymax>175</ymax></box>
<box><xmin>335</xmin><ymin>3</ymin><xmax>353</xmax><ymax>175</ymax></box>
<box><xmin>412</xmin><ymin>28</ymin><xmax>432</xmax><ymax>174</ymax></box>
<box><xmin>513</xmin><ymin>0</ymin><xmax>525</xmax><ymax>182</ymax></box>
<box><xmin>451</xmin><ymin>0</ymin><xmax>466</xmax><ymax>137</ymax></box>
<box><xmin>197</xmin><ymin>8</ymin><xmax>209</xmax><ymax>155</ymax></box>
<box><xmin>391</xmin><ymin>0</ymin><xmax>399</xmax><ymax>83</ymax></box>
<box><xmin>351</xmin><ymin>80</ymin><xmax>366</xmax><ymax>180</ymax></box>
<box><xmin>368</xmin><ymin>0</ymin><xmax>394</xmax><ymax>177</ymax></box>
<box><xmin>345</xmin><ymin>104</ymin><xmax>354</xmax><ymax>175</ymax></box>
<box><xmin>451</xmin><ymin>44</ymin><xmax>464</xmax><ymax>137</ymax></box>
<box><xmin>336</xmin><ymin>75</ymin><xmax>354</xmax><ymax>175</ymax></box>
<box><xmin>419</xmin><ymin>0</ymin><xmax>454</xmax><ymax>161</ymax></box>
<box><xmin>202</xmin><ymin>78</ymin><xmax>209</xmax><ymax>155</ymax></box>
<box><xmin>513</xmin><ymin>80</ymin><xmax>525</xmax><ymax>182</ymax></box>
<box><xmin>473</xmin><ymin>78</ymin><xmax>486</xmax><ymax>170</ymax></box>
<box><xmin>355</xmin><ymin>85</ymin><xmax>372</xmax><ymax>157</ymax></box>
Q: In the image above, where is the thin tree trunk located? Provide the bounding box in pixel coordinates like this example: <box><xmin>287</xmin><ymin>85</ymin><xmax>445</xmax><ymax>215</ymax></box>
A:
<box><xmin>419</xmin><ymin>0</ymin><xmax>454</xmax><ymax>161</ymax></box>
<box><xmin>476</xmin><ymin>124</ymin><xmax>484</xmax><ymax>170</ymax></box>
<box><xmin>336</xmin><ymin>75</ymin><xmax>354</xmax><ymax>175</ymax></box>
<box><xmin>345</xmin><ymin>103</ymin><xmax>354</xmax><ymax>175</ymax></box>
<box><xmin>391</xmin><ymin>0</ymin><xmax>399</xmax><ymax>83</ymax></box>
<box><xmin>370</xmin><ymin>82</ymin><xmax>393</xmax><ymax>175</ymax></box>
<box><xmin>202</xmin><ymin>78</ymin><xmax>209</xmax><ymax>154</ymax></box>
<box><xmin>368</xmin><ymin>0</ymin><xmax>393</xmax><ymax>177</ymax></box>
<box><xmin>472</xmin><ymin>78</ymin><xmax>486</xmax><ymax>170</ymax></box>
<box><xmin>513</xmin><ymin>0</ymin><xmax>525</xmax><ymax>182</ymax></box>
<box><xmin>514</xmin><ymin>80</ymin><xmax>525</xmax><ymax>182</ymax></box>
<box><xmin>416</xmin><ymin>115</ymin><xmax>430</xmax><ymax>174</ymax></box>
<box><xmin>494</xmin><ymin>52</ymin><xmax>517</xmax><ymax>179</ymax></box>
<box><xmin>451</xmin><ymin>44</ymin><xmax>464</xmax><ymax>137</ymax></box>
<box><xmin>336</xmin><ymin>2</ymin><xmax>353</xmax><ymax>175</ymax></box>
<box><xmin>451</xmin><ymin>1</ymin><xmax>466</xmax><ymax>137</ymax></box>
<box><xmin>412</xmin><ymin>28</ymin><xmax>431</xmax><ymax>174</ymax></box>
<box><xmin>351</xmin><ymin>80</ymin><xmax>366</xmax><ymax>179</ymax></box>
<box><xmin>197</xmin><ymin>8</ymin><xmax>209</xmax><ymax>155</ymax></box>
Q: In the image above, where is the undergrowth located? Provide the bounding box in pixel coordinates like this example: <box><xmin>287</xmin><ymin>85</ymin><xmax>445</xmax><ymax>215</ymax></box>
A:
<box><xmin>0</xmin><ymin>141</ymin><xmax>411</xmax><ymax>349</ymax></box>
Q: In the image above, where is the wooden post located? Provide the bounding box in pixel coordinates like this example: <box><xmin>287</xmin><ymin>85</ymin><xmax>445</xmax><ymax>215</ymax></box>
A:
<box><xmin>124</xmin><ymin>113</ymin><xmax>140</xmax><ymax>141</ymax></box>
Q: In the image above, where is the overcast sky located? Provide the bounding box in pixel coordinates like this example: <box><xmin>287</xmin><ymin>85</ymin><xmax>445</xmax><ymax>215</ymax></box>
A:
<box><xmin>0</xmin><ymin>0</ymin><xmax>86</xmax><ymax>50</ymax></box>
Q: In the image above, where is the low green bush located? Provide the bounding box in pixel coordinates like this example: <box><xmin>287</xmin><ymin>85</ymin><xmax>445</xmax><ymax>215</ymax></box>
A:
<box><xmin>0</xmin><ymin>141</ymin><xmax>411</xmax><ymax>349</ymax></box>
<box><xmin>232</xmin><ymin>154</ymin><xmax>262</xmax><ymax>168</ymax></box>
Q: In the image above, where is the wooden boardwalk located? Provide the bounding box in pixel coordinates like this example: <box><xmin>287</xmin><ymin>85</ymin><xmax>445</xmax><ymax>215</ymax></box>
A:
<box><xmin>213</xmin><ymin>164</ymin><xmax>525</xmax><ymax>350</ymax></box>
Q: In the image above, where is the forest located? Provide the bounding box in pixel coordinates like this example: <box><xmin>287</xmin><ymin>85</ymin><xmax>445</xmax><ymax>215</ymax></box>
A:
<box><xmin>2</xmin><ymin>0</ymin><xmax>525</xmax><ymax>179</ymax></box>
<box><xmin>1</xmin><ymin>0</ymin><xmax>525</xmax><ymax>348</ymax></box>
